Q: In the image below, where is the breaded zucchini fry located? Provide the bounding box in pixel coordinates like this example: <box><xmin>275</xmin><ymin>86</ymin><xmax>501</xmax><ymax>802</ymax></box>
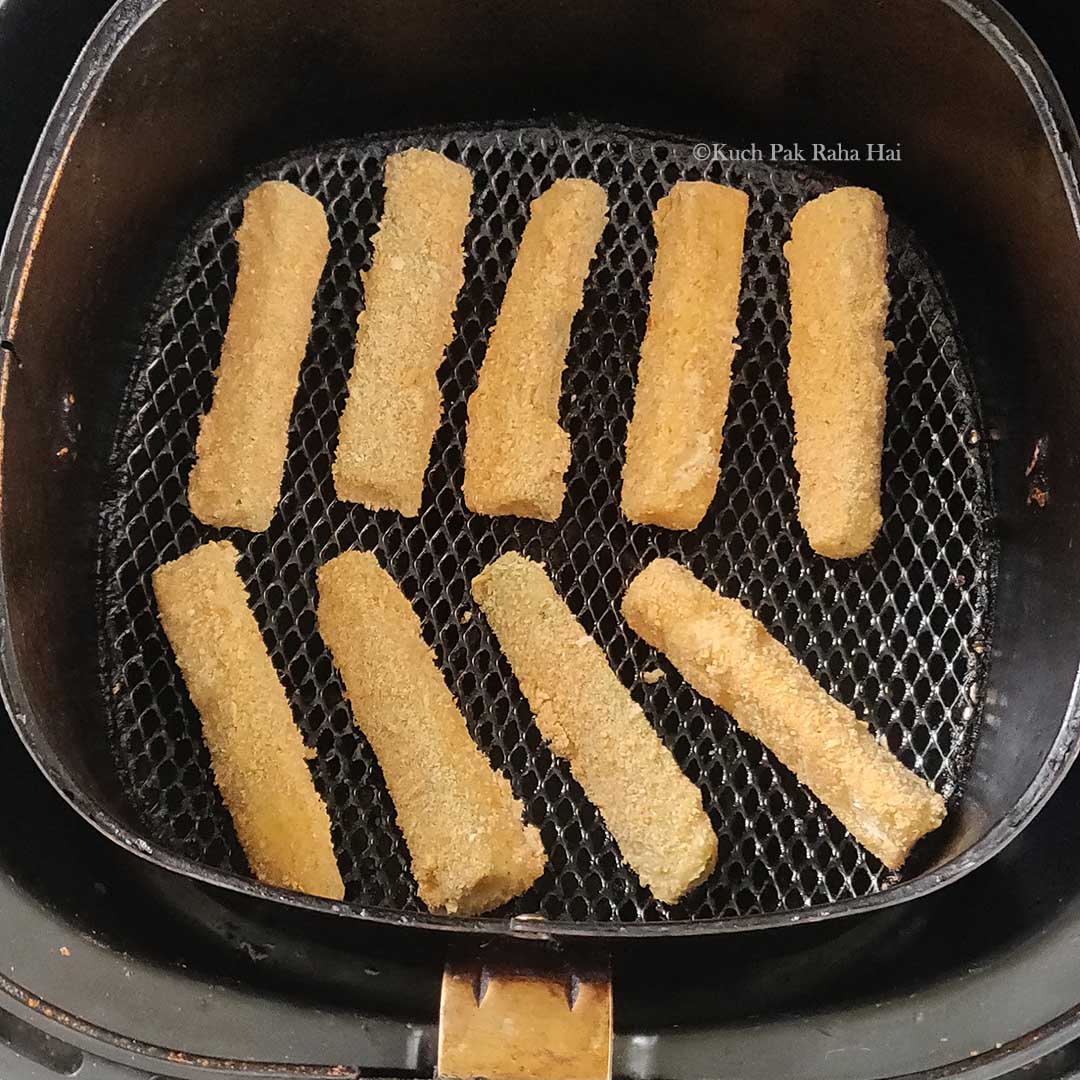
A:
<box><xmin>463</xmin><ymin>179</ymin><xmax>608</xmax><ymax>521</ymax></box>
<box><xmin>333</xmin><ymin>149</ymin><xmax>473</xmax><ymax>514</ymax></box>
<box><xmin>317</xmin><ymin>551</ymin><xmax>544</xmax><ymax>915</ymax></box>
<box><xmin>622</xmin><ymin>181</ymin><xmax>748</xmax><ymax>529</ymax></box>
<box><xmin>622</xmin><ymin>558</ymin><xmax>946</xmax><ymax>869</ymax></box>
<box><xmin>472</xmin><ymin>552</ymin><xmax>717</xmax><ymax>904</ymax></box>
<box><xmin>784</xmin><ymin>187</ymin><xmax>889</xmax><ymax>557</ymax></box>
<box><xmin>189</xmin><ymin>181</ymin><xmax>329</xmax><ymax>531</ymax></box>
<box><xmin>152</xmin><ymin>541</ymin><xmax>343</xmax><ymax>899</ymax></box>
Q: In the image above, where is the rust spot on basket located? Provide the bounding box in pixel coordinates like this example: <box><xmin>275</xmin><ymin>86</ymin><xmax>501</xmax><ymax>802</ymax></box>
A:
<box><xmin>1026</xmin><ymin>435</ymin><xmax>1050</xmax><ymax>508</ymax></box>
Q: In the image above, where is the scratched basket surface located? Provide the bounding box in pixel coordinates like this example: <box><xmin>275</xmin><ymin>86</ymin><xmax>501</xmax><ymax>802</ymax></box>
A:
<box><xmin>98</xmin><ymin>125</ymin><xmax>994</xmax><ymax>924</ymax></box>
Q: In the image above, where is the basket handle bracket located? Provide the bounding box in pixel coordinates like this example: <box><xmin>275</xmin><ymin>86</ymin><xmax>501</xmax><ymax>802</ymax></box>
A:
<box><xmin>437</xmin><ymin>943</ymin><xmax>612</xmax><ymax>1080</ymax></box>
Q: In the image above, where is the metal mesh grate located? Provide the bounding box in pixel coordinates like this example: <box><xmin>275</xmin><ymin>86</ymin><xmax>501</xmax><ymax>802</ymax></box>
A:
<box><xmin>98</xmin><ymin>125</ymin><xmax>994</xmax><ymax>925</ymax></box>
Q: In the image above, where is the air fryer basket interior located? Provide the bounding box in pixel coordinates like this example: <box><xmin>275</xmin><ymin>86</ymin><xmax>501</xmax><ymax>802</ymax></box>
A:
<box><xmin>2</xmin><ymin>0</ymin><xmax>1079</xmax><ymax>938</ymax></box>
<box><xmin>98</xmin><ymin>124</ymin><xmax>992</xmax><ymax>926</ymax></box>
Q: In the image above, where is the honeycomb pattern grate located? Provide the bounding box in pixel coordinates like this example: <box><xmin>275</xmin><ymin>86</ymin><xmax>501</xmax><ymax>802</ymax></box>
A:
<box><xmin>98</xmin><ymin>125</ymin><xmax>994</xmax><ymax>924</ymax></box>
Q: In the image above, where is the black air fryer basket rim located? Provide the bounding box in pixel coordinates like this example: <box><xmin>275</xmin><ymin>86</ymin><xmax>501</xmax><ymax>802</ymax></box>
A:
<box><xmin>2</xmin><ymin>0</ymin><xmax>1079</xmax><ymax>941</ymax></box>
<box><xmin>10</xmin><ymin>965</ymin><xmax>1080</xmax><ymax>1080</ymax></box>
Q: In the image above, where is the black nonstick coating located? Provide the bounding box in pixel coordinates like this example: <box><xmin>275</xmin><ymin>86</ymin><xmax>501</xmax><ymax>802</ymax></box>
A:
<box><xmin>97</xmin><ymin>124</ymin><xmax>994</xmax><ymax>927</ymax></box>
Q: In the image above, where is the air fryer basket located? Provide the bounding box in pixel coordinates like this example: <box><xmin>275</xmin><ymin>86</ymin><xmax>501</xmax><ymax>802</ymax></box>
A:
<box><xmin>3</xmin><ymin>0</ymin><xmax>1080</xmax><ymax>941</ymax></box>
<box><xmin>100</xmin><ymin>126</ymin><xmax>991</xmax><ymax>927</ymax></box>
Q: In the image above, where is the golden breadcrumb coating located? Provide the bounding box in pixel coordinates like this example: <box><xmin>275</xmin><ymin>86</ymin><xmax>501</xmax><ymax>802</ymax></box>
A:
<box><xmin>463</xmin><ymin>179</ymin><xmax>608</xmax><ymax>521</ymax></box>
<box><xmin>333</xmin><ymin>149</ymin><xmax>473</xmax><ymax>515</ymax></box>
<box><xmin>784</xmin><ymin>186</ymin><xmax>889</xmax><ymax>557</ymax></box>
<box><xmin>622</xmin><ymin>559</ymin><xmax>946</xmax><ymax>869</ymax></box>
<box><xmin>472</xmin><ymin>552</ymin><xmax>717</xmax><ymax>903</ymax></box>
<box><xmin>622</xmin><ymin>181</ymin><xmax>748</xmax><ymax>529</ymax></box>
<box><xmin>152</xmin><ymin>541</ymin><xmax>343</xmax><ymax>899</ymax></box>
<box><xmin>189</xmin><ymin>182</ymin><xmax>329</xmax><ymax>531</ymax></box>
<box><xmin>317</xmin><ymin>551</ymin><xmax>544</xmax><ymax>915</ymax></box>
